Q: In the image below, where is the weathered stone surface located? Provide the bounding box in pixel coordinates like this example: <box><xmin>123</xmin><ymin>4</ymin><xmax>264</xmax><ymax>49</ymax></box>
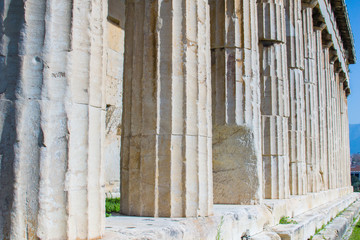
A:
<box><xmin>258</xmin><ymin>36</ymin><xmax>290</xmax><ymax>198</ymax></box>
<box><xmin>121</xmin><ymin>0</ymin><xmax>213</xmax><ymax>218</ymax></box>
<box><xmin>286</xmin><ymin>0</ymin><xmax>307</xmax><ymax>196</ymax></box>
<box><xmin>213</xmin><ymin>125</ymin><xmax>260</xmax><ymax>204</ymax></box>
<box><xmin>210</xmin><ymin>0</ymin><xmax>262</xmax><ymax>205</ymax></box>
<box><xmin>272</xmin><ymin>192</ymin><xmax>359</xmax><ymax>240</ymax></box>
<box><xmin>104</xmin><ymin>0</ymin><xmax>125</xmax><ymax>196</ymax></box>
<box><xmin>0</xmin><ymin>0</ymin><xmax>106</xmax><ymax>239</ymax></box>
<box><xmin>102</xmin><ymin>189</ymin><xmax>357</xmax><ymax>240</ymax></box>
<box><xmin>0</xmin><ymin>0</ymin><xmax>356</xmax><ymax>239</ymax></box>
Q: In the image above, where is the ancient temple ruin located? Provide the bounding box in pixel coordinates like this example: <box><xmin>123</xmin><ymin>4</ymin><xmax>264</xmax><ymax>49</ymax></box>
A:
<box><xmin>0</xmin><ymin>0</ymin><xmax>357</xmax><ymax>239</ymax></box>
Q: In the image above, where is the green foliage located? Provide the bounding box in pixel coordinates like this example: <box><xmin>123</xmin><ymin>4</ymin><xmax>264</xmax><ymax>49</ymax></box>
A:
<box><xmin>279</xmin><ymin>216</ymin><xmax>298</xmax><ymax>224</ymax></box>
<box><xmin>309</xmin><ymin>226</ymin><xmax>325</xmax><ymax>240</ymax></box>
<box><xmin>350</xmin><ymin>217</ymin><xmax>360</xmax><ymax>240</ymax></box>
<box><xmin>106</xmin><ymin>197</ymin><xmax>120</xmax><ymax>217</ymax></box>
<box><xmin>309</xmin><ymin>205</ymin><xmax>353</xmax><ymax>239</ymax></box>
<box><xmin>216</xmin><ymin>216</ymin><xmax>224</xmax><ymax>240</ymax></box>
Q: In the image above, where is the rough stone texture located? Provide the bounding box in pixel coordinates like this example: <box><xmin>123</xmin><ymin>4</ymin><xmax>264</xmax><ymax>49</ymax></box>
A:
<box><xmin>315</xmin><ymin>28</ymin><xmax>329</xmax><ymax>191</ymax></box>
<box><xmin>0</xmin><ymin>0</ymin><xmax>106</xmax><ymax>239</ymax></box>
<box><xmin>210</xmin><ymin>0</ymin><xmax>262</xmax><ymax>205</ymax></box>
<box><xmin>311</xmin><ymin>200</ymin><xmax>360</xmax><ymax>240</ymax></box>
<box><xmin>272</xmin><ymin>193</ymin><xmax>359</xmax><ymax>240</ymax></box>
<box><xmin>0</xmin><ymin>0</ymin><xmax>356</xmax><ymax>239</ymax></box>
<box><xmin>286</xmin><ymin>0</ymin><xmax>307</xmax><ymax>196</ymax></box>
<box><xmin>212</xmin><ymin>125</ymin><xmax>260</xmax><ymax>204</ymax></box>
<box><xmin>103</xmin><ymin>189</ymin><xmax>357</xmax><ymax>240</ymax></box>
<box><xmin>258</xmin><ymin>15</ymin><xmax>290</xmax><ymax>198</ymax></box>
<box><xmin>303</xmin><ymin>6</ymin><xmax>321</xmax><ymax>193</ymax></box>
<box><xmin>121</xmin><ymin>0</ymin><xmax>213</xmax><ymax>218</ymax></box>
<box><xmin>104</xmin><ymin>0</ymin><xmax>125</xmax><ymax>195</ymax></box>
<box><xmin>104</xmin><ymin>205</ymin><xmax>274</xmax><ymax>240</ymax></box>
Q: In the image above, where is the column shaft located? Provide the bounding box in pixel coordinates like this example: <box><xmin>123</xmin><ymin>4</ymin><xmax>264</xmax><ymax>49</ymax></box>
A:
<box><xmin>0</xmin><ymin>0</ymin><xmax>106</xmax><ymax>239</ymax></box>
<box><xmin>302</xmin><ymin>7</ymin><xmax>321</xmax><ymax>192</ymax></box>
<box><xmin>323</xmin><ymin>48</ymin><xmax>335</xmax><ymax>189</ymax></box>
<box><xmin>258</xmin><ymin>0</ymin><xmax>290</xmax><ymax>199</ymax></box>
<box><xmin>121</xmin><ymin>0</ymin><xmax>213</xmax><ymax>217</ymax></box>
<box><xmin>210</xmin><ymin>0</ymin><xmax>262</xmax><ymax>204</ymax></box>
<box><xmin>315</xmin><ymin>29</ymin><xmax>329</xmax><ymax>190</ymax></box>
<box><xmin>286</xmin><ymin>0</ymin><xmax>306</xmax><ymax>195</ymax></box>
<box><xmin>344</xmin><ymin>97</ymin><xmax>351</xmax><ymax>186</ymax></box>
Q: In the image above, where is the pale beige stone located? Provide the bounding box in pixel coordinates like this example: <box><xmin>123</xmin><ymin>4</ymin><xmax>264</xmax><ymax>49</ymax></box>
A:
<box><xmin>210</xmin><ymin>0</ymin><xmax>262</xmax><ymax>205</ymax></box>
<box><xmin>0</xmin><ymin>0</ymin><xmax>356</xmax><ymax>239</ymax></box>
<box><xmin>285</xmin><ymin>0</ymin><xmax>307</xmax><ymax>196</ymax></box>
<box><xmin>120</xmin><ymin>0</ymin><xmax>212</xmax><ymax>218</ymax></box>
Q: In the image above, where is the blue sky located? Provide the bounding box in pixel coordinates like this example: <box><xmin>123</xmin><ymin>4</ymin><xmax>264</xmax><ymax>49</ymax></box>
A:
<box><xmin>347</xmin><ymin>1</ymin><xmax>360</xmax><ymax>124</ymax></box>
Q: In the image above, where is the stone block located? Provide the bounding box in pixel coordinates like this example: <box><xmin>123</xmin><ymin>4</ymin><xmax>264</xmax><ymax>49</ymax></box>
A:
<box><xmin>107</xmin><ymin>49</ymin><xmax>123</xmax><ymax>80</ymax></box>
<box><xmin>107</xmin><ymin>21</ymin><xmax>125</xmax><ymax>53</ymax></box>
<box><xmin>258</xmin><ymin>0</ymin><xmax>286</xmax><ymax>42</ymax></box>
<box><xmin>213</xmin><ymin>125</ymin><xmax>261</xmax><ymax>204</ymax></box>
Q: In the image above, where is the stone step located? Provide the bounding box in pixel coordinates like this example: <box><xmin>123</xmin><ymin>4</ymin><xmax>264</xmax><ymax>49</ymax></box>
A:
<box><xmin>272</xmin><ymin>193</ymin><xmax>360</xmax><ymax>240</ymax></box>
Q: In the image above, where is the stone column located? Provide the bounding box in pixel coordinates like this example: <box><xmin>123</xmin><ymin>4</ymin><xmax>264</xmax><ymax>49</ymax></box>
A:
<box><xmin>302</xmin><ymin>5</ymin><xmax>321</xmax><ymax>192</ymax></box>
<box><xmin>314</xmin><ymin>27</ymin><xmax>329</xmax><ymax>190</ymax></box>
<box><xmin>344</xmin><ymin>95</ymin><xmax>351</xmax><ymax>187</ymax></box>
<box><xmin>0</xmin><ymin>0</ymin><xmax>106</xmax><ymax>239</ymax></box>
<box><xmin>328</xmin><ymin>55</ymin><xmax>338</xmax><ymax>189</ymax></box>
<box><xmin>121</xmin><ymin>0</ymin><xmax>213</xmax><ymax>217</ymax></box>
<box><xmin>330</xmin><ymin>64</ymin><xmax>336</xmax><ymax>189</ymax></box>
<box><xmin>209</xmin><ymin>0</ymin><xmax>262</xmax><ymax>205</ymax></box>
<box><xmin>323</xmin><ymin>46</ymin><xmax>335</xmax><ymax>189</ymax></box>
<box><xmin>258</xmin><ymin>0</ymin><xmax>290</xmax><ymax>199</ymax></box>
<box><xmin>339</xmin><ymin>78</ymin><xmax>346</xmax><ymax>187</ymax></box>
<box><xmin>334</xmin><ymin>70</ymin><xmax>341</xmax><ymax>188</ymax></box>
<box><xmin>104</xmin><ymin>0</ymin><xmax>126</xmax><ymax>196</ymax></box>
<box><xmin>285</xmin><ymin>0</ymin><xmax>307</xmax><ymax>195</ymax></box>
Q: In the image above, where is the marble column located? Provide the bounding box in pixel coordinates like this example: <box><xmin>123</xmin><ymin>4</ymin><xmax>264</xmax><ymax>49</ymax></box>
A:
<box><xmin>323</xmin><ymin>46</ymin><xmax>335</xmax><ymax>189</ymax></box>
<box><xmin>121</xmin><ymin>0</ymin><xmax>213</xmax><ymax>217</ymax></box>
<box><xmin>314</xmin><ymin>27</ymin><xmax>329</xmax><ymax>190</ymax></box>
<box><xmin>0</xmin><ymin>0</ymin><xmax>106</xmax><ymax>239</ymax></box>
<box><xmin>210</xmin><ymin>0</ymin><xmax>262</xmax><ymax>205</ymax></box>
<box><xmin>285</xmin><ymin>0</ymin><xmax>307</xmax><ymax>195</ymax></box>
<box><xmin>258</xmin><ymin>0</ymin><xmax>290</xmax><ymax>199</ymax></box>
<box><xmin>339</xmin><ymin>76</ymin><xmax>346</xmax><ymax>188</ymax></box>
<box><xmin>302</xmin><ymin>6</ymin><xmax>321</xmax><ymax>192</ymax></box>
<box><xmin>344</xmin><ymin>95</ymin><xmax>351</xmax><ymax>187</ymax></box>
<box><xmin>334</xmin><ymin>70</ymin><xmax>341</xmax><ymax>188</ymax></box>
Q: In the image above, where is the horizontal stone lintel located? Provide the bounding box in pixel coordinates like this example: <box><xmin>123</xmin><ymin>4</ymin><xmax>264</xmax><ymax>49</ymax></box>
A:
<box><xmin>317</xmin><ymin>0</ymin><xmax>350</xmax><ymax>89</ymax></box>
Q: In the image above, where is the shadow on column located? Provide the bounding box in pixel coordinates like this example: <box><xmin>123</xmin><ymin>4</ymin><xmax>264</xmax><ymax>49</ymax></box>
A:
<box><xmin>0</xmin><ymin>0</ymin><xmax>24</xmax><ymax>238</ymax></box>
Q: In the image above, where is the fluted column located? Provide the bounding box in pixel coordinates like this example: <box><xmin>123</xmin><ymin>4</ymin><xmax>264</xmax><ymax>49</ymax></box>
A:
<box><xmin>285</xmin><ymin>0</ymin><xmax>306</xmax><ymax>195</ymax></box>
<box><xmin>258</xmin><ymin>0</ymin><xmax>290</xmax><ymax>199</ymax></box>
<box><xmin>302</xmin><ymin>6</ymin><xmax>320</xmax><ymax>192</ymax></box>
<box><xmin>329</xmin><ymin>62</ymin><xmax>337</xmax><ymax>189</ymax></box>
<box><xmin>334</xmin><ymin>71</ymin><xmax>340</xmax><ymax>188</ymax></box>
<box><xmin>344</xmin><ymin>95</ymin><xmax>351</xmax><ymax>187</ymax></box>
<box><xmin>209</xmin><ymin>0</ymin><xmax>262</xmax><ymax>204</ymax></box>
<box><xmin>0</xmin><ymin>0</ymin><xmax>106</xmax><ymax>239</ymax></box>
<box><xmin>323</xmin><ymin>47</ymin><xmax>335</xmax><ymax>189</ymax></box>
<box><xmin>121</xmin><ymin>0</ymin><xmax>213</xmax><ymax>217</ymax></box>
<box><xmin>314</xmin><ymin>28</ymin><xmax>329</xmax><ymax>190</ymax></box>
<box><xmin>339</xmin><ymin>79</ymin><xmax>346</xmax><ymax>187</ymax></box>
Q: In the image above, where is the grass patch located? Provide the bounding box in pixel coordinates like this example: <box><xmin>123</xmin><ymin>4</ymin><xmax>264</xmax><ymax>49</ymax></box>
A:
<box><xmin>279</xmin><ymin>216</ymin><xmax>297</xmax><ymax>224</ymax></box>
<box><xmin>216</xmin><ymin>216</ymin><xmax>224</xmax><ymax>240</ymax></box>
<box><xmin>349</xmin><ymin>217</ymin><xmax>360</xmax><ymax>240</ymax></box>
<box><xmin>105</xmin><ymin>197</ymin><xmax>120</xmax><ymax>217</ymax></box>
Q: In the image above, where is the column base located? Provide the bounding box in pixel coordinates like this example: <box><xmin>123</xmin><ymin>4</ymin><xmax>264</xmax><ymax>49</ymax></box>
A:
<box><xmin>104</xmin><ymin>187</ymin><xmax>355</xmax><ymax>239</ymax></box>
